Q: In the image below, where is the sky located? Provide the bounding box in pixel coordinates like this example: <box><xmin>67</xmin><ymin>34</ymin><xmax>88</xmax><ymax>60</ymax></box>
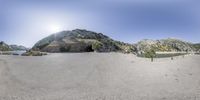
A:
<box><xmin>0</xmin><ymin>0</ymin><xmax>200</xmax><ymax>47</ymax></box>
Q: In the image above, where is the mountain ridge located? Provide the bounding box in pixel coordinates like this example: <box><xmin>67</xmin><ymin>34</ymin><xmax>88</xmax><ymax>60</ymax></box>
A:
<box><xmin>1</xmin><ymin>29</ymin><xmax>200</xmax><ymax>54</ymax></box>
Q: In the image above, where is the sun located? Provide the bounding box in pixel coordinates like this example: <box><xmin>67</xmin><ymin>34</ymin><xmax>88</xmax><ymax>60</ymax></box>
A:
<box><xmin>48</xmin><ymin>24</ymin><xmax>62</xmax><ymax>33</ymax></box>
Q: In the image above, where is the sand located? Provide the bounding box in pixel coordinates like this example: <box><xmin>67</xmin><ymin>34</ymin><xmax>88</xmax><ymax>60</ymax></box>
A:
<box><xmin>0</xmin><ymin>53</ymin><xmax>200</xmax><ymax>100</ymax></box>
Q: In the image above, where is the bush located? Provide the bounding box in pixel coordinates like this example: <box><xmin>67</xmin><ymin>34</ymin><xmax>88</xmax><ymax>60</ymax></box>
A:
<box><xmin>60</xmin><ymin>46</ymin><xmax>71</xmax><ymax>52</ymax></box>
<box><xmin>22</xmin><ymin>51</ymin><xmax>47</xmax><ymax>56</ymax></box>
<box><xmin>144</xmin><ymin>49</ymin><xmax>156</xmax><ymax>62</ymax></box>
<box><xmin>92</xmin><ymin>42</ymin><xmax>103</xmax><ymax>52</ymax></box>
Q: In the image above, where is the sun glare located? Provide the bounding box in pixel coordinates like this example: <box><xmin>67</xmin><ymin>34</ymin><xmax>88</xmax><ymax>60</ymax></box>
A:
<box><xmin>48</xmin><ymin>24</ymin><xmax>62</xmax><ymax>33</ymax></box>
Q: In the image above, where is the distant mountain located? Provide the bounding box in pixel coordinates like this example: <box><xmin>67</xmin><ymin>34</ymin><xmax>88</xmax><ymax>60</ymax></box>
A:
<box><xmin>9</xmin><ymin>45</ymin><xmax>28</xmax><ymax>51</ymax></box>
<box><xmin>0</xmin><ymin>41</ymin><xmax>12</xmax><ymax>51</ymax></box>
<box><xmin>0</xmin><ymin>41</ymin><xmax>28</xmax><ymax>52</ymax></box>
<box><xmin>136</xmin><ymin>38</ymin><xmax>195</xmax><ymax>53</ymax></box>
<box><xmin>33</xmin><ymin>29</ymin><xmax>136</xmax><ymax>53</ymax></box>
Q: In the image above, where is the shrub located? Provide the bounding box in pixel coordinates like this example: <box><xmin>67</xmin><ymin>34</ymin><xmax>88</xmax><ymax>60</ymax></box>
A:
<box><xmin>92</xmin><ymin>42</ymin><xmax>103</xmax><ymax>52</ymax></box>
<box><xmin>144</xmin><ymin>49</ymin><xmax>156</xmax><ymax>62</ymax></box>
<box><xmin>21</xmin><ymin>51</ymin><xmax>47</xmax><ymax>56</ymax></box>
<box><xmin>60</xmin><ymin>46</ymin><xmax>71</xmax><ymax>52</ymax></box>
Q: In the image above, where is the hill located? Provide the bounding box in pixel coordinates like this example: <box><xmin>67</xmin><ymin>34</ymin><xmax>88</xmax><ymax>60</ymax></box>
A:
<box><xmin>0</xmin><ymin>41</ymin><xmax>12</xmax><ymax>51</ymax></box>
<box><xmin>136</xmin><ymin>38</ymin><xmax>195</xmax><ymax>53</ymax></box>
<box><xmin>32</xmin><ymin>29</ymin><xmax>136</xmax><ymax>53</ymax></box>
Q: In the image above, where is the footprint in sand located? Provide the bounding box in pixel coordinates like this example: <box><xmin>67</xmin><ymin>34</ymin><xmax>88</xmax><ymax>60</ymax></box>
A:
<box><xmin>188</xmin><ymin>73</ymin><xmax>193</xmax><ymax>76</ymax></box>
<box><xmin>175</xmin><ymin>78</ymin><xmax>179</xmax><ymax>82</ymax></box>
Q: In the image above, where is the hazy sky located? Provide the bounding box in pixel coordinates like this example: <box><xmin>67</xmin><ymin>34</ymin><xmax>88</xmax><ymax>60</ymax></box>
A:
<box><xmin>0</xmin><ymin>0</ymin><xmax>200</xmax><ymax>47</ymax></box>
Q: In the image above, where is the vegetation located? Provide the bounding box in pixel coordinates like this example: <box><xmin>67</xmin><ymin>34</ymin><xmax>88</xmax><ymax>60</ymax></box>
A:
<box><xmin>151</xmin><ymin>44</ymin><xmax>172</xmax><ymax>51</ymax></box>
<box><xmin>60</xmin><ymin>46</ymin><xmax>71</xmax><ymax>52</ymax></box>
<box><xmin>144</xmin><ymin>49</ymin><xmax>156</xmax><ymax>62</ymax></box>
<box><xmin>137</xmin><ymin>38</ymin><xmax>194</xmax><ymax>53</ymax></box>
<box><xmin>0</xmin><ymin>52</ymin><xmax>12</xmax><ymax>55</ymax></box>
<box><xmin>22</xmin><ymin>51</ymin><xmax>47</xmax><ymax>56</ymax></box>
<box><xmin>0</xmin><ymin>41</ymin><xmax>12</xmax><ymax>51</ymax></box>
<box><xmin>92</xmin><ymin>42</ymin><xmax>103</xmax><ymax>52</ymax></box>
<box><xmin>193</xmin><ymin>43</ymin><xmax>200</xmax><ymax>52</ymax></box>
<box><xmin>0</xmin><ymin>47</ymin><xmax>11</xmax><ymax>51</ymax></box>
<box><xmin>36</xmin><ymin>43</ymin><xmax>49</xmax><ymax>50</ymax></box>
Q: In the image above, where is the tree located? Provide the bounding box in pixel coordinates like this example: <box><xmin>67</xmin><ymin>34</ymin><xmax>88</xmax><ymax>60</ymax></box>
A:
<box><xmin>144</xmin><ymin>49</ymin><xmax>156</xmax><ymax>62</ymax></box>
<box><xmin>92</xmin><ymin>42</ymin><xmax>103</xmax><ymax>52</ymax></box>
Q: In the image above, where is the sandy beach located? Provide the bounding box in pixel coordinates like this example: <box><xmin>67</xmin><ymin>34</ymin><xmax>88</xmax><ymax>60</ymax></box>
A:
<box><xmin>0</xmin><ymin>53</ymin><xmax>200</xmax><ymax>100</ymax></box>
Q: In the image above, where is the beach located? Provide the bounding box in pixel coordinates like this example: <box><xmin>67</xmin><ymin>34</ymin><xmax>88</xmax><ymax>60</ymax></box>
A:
<box><xmin>0</xmin><ymin>53</ymin><xmax>200</xmax><ymax>100</ymax></box>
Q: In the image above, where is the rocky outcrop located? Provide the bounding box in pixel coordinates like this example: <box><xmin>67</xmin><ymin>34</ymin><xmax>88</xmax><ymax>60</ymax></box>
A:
<box><xmin>137</xmin><ymin>38</ymin><xmax>195</xmax><ymax>53</ymax></box>
<box><xmin>32</xmin><ymin>29</ymin><xmax>136</xmax><ymax>53</ymax></box>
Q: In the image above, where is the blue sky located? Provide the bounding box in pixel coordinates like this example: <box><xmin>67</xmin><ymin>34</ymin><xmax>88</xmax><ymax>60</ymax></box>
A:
<box><xmin>0</xmin><ymin>0</ymin><xmax>200</xmax><ymax>47</ymax></box>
